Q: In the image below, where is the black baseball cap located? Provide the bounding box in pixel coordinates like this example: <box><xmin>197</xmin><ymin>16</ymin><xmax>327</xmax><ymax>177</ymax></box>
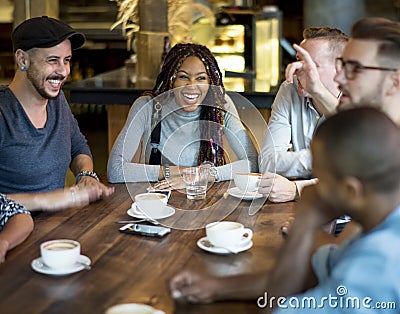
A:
<box><xmin>12</xmin><ymin>16</ymin><xmax>85</xmax><ymax>52</ymax></box>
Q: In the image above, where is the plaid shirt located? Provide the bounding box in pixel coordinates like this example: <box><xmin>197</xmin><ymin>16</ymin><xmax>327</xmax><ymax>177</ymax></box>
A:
<box><xmin>0</xmin><ymin>194</ymin><xmax>31</xmax><ymax>231</ymax></box>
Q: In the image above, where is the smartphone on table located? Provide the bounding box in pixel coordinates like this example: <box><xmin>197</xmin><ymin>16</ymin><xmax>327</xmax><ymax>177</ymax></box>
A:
<box><xmin>119</xmin><ymin>223</ymin><xmax>171</xmax><ymax>237</ymax></box>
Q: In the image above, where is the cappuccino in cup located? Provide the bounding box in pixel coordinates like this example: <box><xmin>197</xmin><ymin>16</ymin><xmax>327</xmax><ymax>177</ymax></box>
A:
<box><xmin>135</xmin><ymin>193</ymin><xmax>168</xmax><ymax>215</ymax></box>
<box><xmin>40</xmin><ymin>239</ymin><xmax>80</xmax><ymax>269</ymax></box>
<box><xmin>43</xmin><ymin>242</ymin><xmax>78</xmax><ymax>250</ymax></box>
<box><xmin>206</xmin><ymin>221</ymin><xmax>253</xmax><ymax>248</ymax></box>
<box><xmin>135</xmin><ymin>193</ymin><xmax>166</xmax><ymax>201</ymax></box>
<box><xmin>234</xmin><ymin>172</ymin><xmax>261</xmax><ymax>192</ymax></box>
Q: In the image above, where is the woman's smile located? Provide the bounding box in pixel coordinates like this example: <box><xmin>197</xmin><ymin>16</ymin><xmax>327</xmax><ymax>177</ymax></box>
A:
<box><xmin>173</xmin><ymin>56</ymin><xmax>210</xmax><ymax>112</ymax></box>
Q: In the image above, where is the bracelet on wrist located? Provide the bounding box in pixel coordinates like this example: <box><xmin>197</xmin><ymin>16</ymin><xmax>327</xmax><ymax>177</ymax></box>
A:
<box><xmin>76</xmin><ymin>170</ymin><xmax>99</xmax><ymax>183</ymax></box>
<box><xmin>209</xmin><ymin>166</ymin><xmax>219</xmax><ymax>182</ymax></box>
<box><xmin>164</xmin><ymin>165</ymin><xmax>170</xmax><ymax>179</ymax></box>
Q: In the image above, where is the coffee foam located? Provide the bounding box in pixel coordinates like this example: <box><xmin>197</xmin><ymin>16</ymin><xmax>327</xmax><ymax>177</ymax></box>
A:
<box><xmin>44</xmin><ymin>242</ymin><xmax>77</xmax><ymax>251</ymax></box>
<box><xmin>136</xmin><ymin>194</ymin><xmax>165</xmax><ymax>200</ymax></box>
<box><xmin>235</xmin><ymin>172</ymin><xmax>261</xmax><ymax>177</ymax></box>
<box><xmin>209</xmin><ymin>223</ymin><xmax>241</xmax><ymax>231</ymax></box>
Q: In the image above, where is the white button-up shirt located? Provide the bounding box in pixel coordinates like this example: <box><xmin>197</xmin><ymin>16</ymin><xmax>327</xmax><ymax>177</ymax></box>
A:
<box><xmin>259</xmin><ymin>78</ymin><xmax>324</xmax><ymax>178</ymax></box>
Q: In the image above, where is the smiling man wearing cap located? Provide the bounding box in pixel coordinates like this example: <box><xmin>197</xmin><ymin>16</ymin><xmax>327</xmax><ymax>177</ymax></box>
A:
<box><xmin>0</xmin><ymin>16</ymin><xmax>114</xmax><ymax>197</ymax></box>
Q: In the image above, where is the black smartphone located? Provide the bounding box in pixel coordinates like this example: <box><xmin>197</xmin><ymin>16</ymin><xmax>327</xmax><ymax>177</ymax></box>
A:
<box><xmin>119</xmin><ymin>223</ymin><xmax>171</xmax><ymax>237</ymax></box>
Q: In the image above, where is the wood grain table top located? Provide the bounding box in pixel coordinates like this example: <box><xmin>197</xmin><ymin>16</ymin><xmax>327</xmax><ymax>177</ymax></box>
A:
<box><xmin>0</xmin><ymin>181</ymin><xmax>296</xmax><ymax>314</ymax></box>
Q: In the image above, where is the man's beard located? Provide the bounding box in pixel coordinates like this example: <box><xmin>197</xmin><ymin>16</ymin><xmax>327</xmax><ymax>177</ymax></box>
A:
<box><xmin>338</xmin><ymin>82</ymin><xmax>384</xmax><ymax>111</ymax></box>
<box><xmin>26</xmin><ymin>68</ymin><xmax>62</xmax><ymax>100</ymax></box>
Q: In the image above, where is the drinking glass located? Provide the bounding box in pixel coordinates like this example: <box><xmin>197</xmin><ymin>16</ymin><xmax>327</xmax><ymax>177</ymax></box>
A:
<box><xmin>182</xmin><ymin>167</ymin><xmax>209</xmax><ymax>200</ymax></box>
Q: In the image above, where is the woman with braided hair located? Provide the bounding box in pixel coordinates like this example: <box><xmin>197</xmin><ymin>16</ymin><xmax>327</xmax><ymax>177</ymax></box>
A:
<box><xmin>107</xmin><ymin>43</ymin><xmax>258</xmax><ymax>188</ymax></box>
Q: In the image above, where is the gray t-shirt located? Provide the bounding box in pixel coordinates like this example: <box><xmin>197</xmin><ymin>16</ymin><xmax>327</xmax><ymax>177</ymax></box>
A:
<box><xmin>107</xmin><ymin>94</ymin><xmax>258</xmax><ymax>182</ymax></box>
<box><xmin>0</xmin><ymin>87</ymin><xmax>92</xmax><ymax>193</ymax></box>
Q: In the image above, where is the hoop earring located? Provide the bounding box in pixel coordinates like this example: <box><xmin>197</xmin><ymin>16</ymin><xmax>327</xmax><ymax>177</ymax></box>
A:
<box><xmin>21</xmin><ymin>66</ymin><xmax>26</xmax><ymax>71</ymax></box>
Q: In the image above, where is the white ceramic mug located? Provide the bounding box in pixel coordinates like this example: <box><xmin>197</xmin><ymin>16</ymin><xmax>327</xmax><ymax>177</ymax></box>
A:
<box><xmin>234</xmin><ymin>172</ymin><xmax>261</xmax><ymax>192</ymax></box>
<box><xmin>206</xmin><ymin>221</ymin><xmax>253</xmax><ymax>248</ymax></box>
<box><xmin>135</xmin><ymin>192</ymin><xmax>168</xmax><ymax>214</ymax></box>
<box><xmin>105</xmin><ymin>303</ymin><xmax>165</xmax><ymax>314</ymax></box>
<box><xmin>40</xmin><ymin>239</ymin><xmax>80</xmax><ymax>269</ymax></box>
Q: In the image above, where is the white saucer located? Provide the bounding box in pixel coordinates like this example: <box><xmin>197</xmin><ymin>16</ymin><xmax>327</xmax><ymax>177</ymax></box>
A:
<box><xmin>227</xmin><ymin>187</ymin><xmax>263</xmax><ymax>201</ymax></box>
<box><xmin>127</xmin><ymin>202</ymin><xmax>175</xmax><ymax>220</ymax></box>
<box><xmin>197</xmin><ymin>236</ymin><xmax>253</xmax><ymax>254</ymax></box>
<box><xmin>31</xmin><ymin>255</ymin><xmax>91</xmax><ymax>276</ymax></box>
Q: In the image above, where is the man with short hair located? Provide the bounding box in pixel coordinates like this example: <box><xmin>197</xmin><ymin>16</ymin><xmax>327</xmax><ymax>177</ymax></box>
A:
<box><xmin>169</xmin><ymin>107</ymin><xmax>400</xmax><ymax>313</ymax></box>
<box><xmin>335</xmin><ymin>17</ymin><xmax>400</xmax><ymax>125</ymax></box>
<box><xmin>0</xmin><ymin>16</ymin><xmax>113</xmax><ymax>196</ymax></box>
<box><xmin>259</xmin><ymin>27</ymin><xmax>348</xmax><ymax>203</ymax></box>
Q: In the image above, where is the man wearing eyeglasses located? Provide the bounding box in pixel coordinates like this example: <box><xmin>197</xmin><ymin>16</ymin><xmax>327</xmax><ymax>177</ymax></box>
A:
<box><xmin>335</xmin><ymin>17</ymin><xmax>400</xmax><ymax>125</ymax></box>
<box><xmin>258</xmin><ymin>28</ymin><xmax>348</xmax><ymax>203</ymax></box>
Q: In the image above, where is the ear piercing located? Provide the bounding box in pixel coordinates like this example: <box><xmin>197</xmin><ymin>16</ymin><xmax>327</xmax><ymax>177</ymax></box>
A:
<box><xmin>21</xmin><ymin>66</ymin><xmax>26</xmax><ymax>71</ymax></box>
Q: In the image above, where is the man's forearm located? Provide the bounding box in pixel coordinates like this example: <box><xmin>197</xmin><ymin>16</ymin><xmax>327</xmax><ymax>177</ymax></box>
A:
<box><xmin>70</xmin><ymin>154</ymin><xmax>94</xmax><ymax>176</ymax></box>
<box><xmin>294</xmin><ymin>178</ymin><xmax>318</xmax><ymax>198</ymax></box>
<box><xmin>266</xmin><ymin>217</ymin><xmax>318</xmax><ymax>297</ymax></box>
<box><xmin>311</xmin><ymin>89</ymin><xmax>339</xmax><ymax>117</ymax></box>
<box><xmin>215</xmin><ymin>273</ymin><xmax>269</xmax><ymax>301</ymax></box>
<box><xmin>6</xmin><ymin>193</ymin><xmax>41</xmax><ymax>210</ymax></box>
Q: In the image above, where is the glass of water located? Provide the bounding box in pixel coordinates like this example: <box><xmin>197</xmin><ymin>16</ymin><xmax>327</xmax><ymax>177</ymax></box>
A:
<box><xmin>182</xmin><ymin>167</ymin><xmax>209</xmax><ymax>200</ymax></box>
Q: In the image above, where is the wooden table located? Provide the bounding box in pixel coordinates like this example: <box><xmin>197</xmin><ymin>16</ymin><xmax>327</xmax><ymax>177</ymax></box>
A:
<box><xmin>0</xmin><ymin>182</ymin><xmax>296</xmax><ymax>314</ymax></box>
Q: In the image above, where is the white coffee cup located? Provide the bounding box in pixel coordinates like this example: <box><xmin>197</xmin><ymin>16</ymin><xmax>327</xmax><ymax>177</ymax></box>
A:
<box><xmin>234</xmin><ymin>172</ymin><xmax>261</xmax><ymax>192</ymax></box>
<box><xmin>135</xmin><ymin>192</ymin><xmax>168</xmax><ymax>214</ymax></box>
<box><xmin>105</xmin><ymin>303</ymin><xmax>165</xmax><ymax>314</ymax></box>
<box><xmin>40</xmin><ymin>239</ymin><xmax>80</xmax><ymax>269</ymax></box>
<box><xmin>206</xmin><ymin>221</ymin><xmax>253</xmax><ymax>248</ymax></box>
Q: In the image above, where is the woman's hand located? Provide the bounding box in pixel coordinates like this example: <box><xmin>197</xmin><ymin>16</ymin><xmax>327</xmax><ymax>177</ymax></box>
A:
<box><xmin>154</xmin><ymin>166</ymin><xmax>187</xmax><ymax>190</ymax></box>
<box><xmin>154</xmin><ymin>164</ymin><xmax>216</xmax><ymax>190</ymax></box>
<box><xmin>153</xmin><ymin>177</ymin><xmax>186</xmax><ymax>190</ymax></box>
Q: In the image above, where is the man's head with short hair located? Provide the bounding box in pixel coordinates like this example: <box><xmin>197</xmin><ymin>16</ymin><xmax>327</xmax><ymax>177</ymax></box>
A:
<box><xmin>10</xmin><ymin>16</ymin><xmax>85</xmax><ymax>101</ymax></box>
<box><xmin>335</xmin><ymin>18</ymin><xmax>400</xmax><ymax>125</ymax></box>
<box><xmin>312</xmin><ymin>107</ymin><xmax>400</xmax><ymax>213</ymax></box>
<box><xmin>351</xmin><ymin>17</ymin><xmax>400</xmax><ymax>69</ymax></box>
<box><xmin>303</xmin><ymin>27</ymin><xmax>349</xmax><ymax>62</ymax></box>
<box><xmin>296</xmin><ymin>27</ymin><xmax>348</xmax><ymax>98</ymax></box>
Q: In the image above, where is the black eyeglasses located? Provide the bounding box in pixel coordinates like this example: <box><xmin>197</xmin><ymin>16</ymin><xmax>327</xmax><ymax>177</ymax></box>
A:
<box><xmin>335</xmin><ymin>58</ymin><xmax>398</xmax><ymax>80</ymax></box>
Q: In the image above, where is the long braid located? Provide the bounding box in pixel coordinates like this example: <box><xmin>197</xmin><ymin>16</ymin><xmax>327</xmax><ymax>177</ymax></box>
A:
<box><xmin>143</xmin><ymin>43</ymin><xmax>227</xmax><ymax>166</ymax></box>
